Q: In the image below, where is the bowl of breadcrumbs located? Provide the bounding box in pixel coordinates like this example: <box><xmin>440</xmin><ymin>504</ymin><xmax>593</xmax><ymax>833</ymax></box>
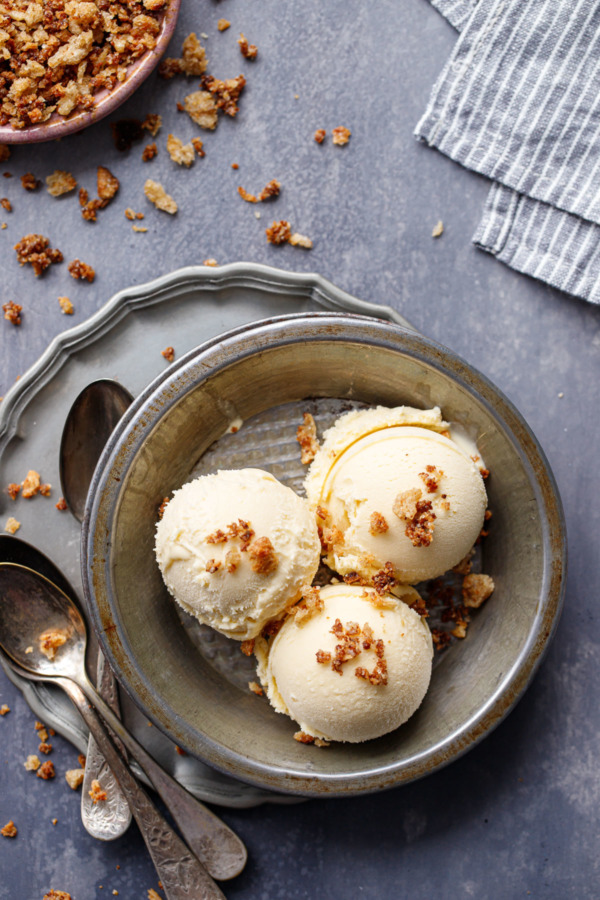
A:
<box><xmin>0</xmin><ymin>0</ymin><xmax>181</xmax><ymax>143</ymax></box>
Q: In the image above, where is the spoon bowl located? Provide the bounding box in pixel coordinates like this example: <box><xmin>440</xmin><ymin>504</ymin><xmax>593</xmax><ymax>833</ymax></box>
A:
<box><xmin>60</xmin><ymin>379</ymin><xmax>133</xmax><ymax>522</ymax></box>
<box><xmin>0</xmin><ymin>562</ymin><xmax>247</xmax><ymax>881</ymax></box>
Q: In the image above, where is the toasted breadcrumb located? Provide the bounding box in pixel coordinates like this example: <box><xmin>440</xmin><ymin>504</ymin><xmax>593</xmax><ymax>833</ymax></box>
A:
<box><xmin>248</xmin><ymin>681</ymin><xmax>263</xmax><ymax>696</ymax></box>
<box><xmin>393</xmin><ymin>487</ymin><xmax>421</xmax><ymax>521</ymax></box>
<box><xmin>78</xmin><ymin>754</ymin><xmax>86</xmax><ymax>768</ymax></box>
<box><xmin>0</xmin><ymin>704</ymin><xmax>10</xmax><ymax>715</ymax></box>
<box><xmin>22</xmin><ymin>470</ymin><xmax>40</xmax><ymax>498</ymax></box>
<box><xmin>14</xmin><ymin>234</ymin><xmax>63</xmax><ymax>276</ymax></box>
<box><xmin>266</xmin><ymin>220</ymin><xmax>292</xmax><ymax>244</ymax></box>
<box><xmin>4</xmin><ymin>517</ymin><xmax>20</xmax><ymax>534</ymax></box>
<box><xmin>238</xmin><ymin>179</ymin><xmax>280</xmax><ymax>203</ymax></box>
<box><xmin>142</xmin><ymin>143</ymin><xmax>158</xmax><ymax>162</ymax></box>
<box><xmin>21</xmin><ymin>173</ymin><xmax>40</xmax><ymax>191</ymax></box>
<box><xmin>65</xmin><ymin>769</ymin><xmax>84</xmax><ymax>790</ymax></box>
<box><xmin>240</xmin><ymin>639</ymin><xmax>255</xmax><ymax>657</ymax></box>
<box><xmin>296</xmin><ymin>412</ymin><xmax>319</xmax><ymax>464</ymax></box>
<box><xmin>183</xmin><ymin>91</ymin><xmax>218</xmax><ymax>129</ymax></box>
<box><xmin>203</xmin><ymin>258</ymin><xmax>218</xmax><ymax>266</ymax></box>
<box><xmin>1</xmin><ymin>821</ymin><xmax>17</xmax><ymax>838</ymax></box>
<box><xmin>148</xmin><ymin>891</ymin><xmax>161</xmax><ymax>900</ymax></box>
<box><xmin>132</xmin><ymin>225</ymin><xmax>148</xmax><ymax>232</ymax></box>
<box><xmin>97</xmin><ymin>166</ymin><xmax>119</xmax><ymax>202</ymax></box>
<box><xmin>332</xmin><ymin>126</ymin><xmax>351</xmax><ymax>146</ymax></box>
<box><xmin>0</xmin><ymin>198</ymin><xmax>10</xmax><ymax>211</ymax></box>
<box><xmin>161</xmin><ymin>346</ymin><xmax>175</xmax><ymax>362</ymax></box>
<box><xmin>39</xmin><ymin>628</ymin><xmax>68</xmax><ymax>660</ymax></box>
<box><xmin>89</xmin><ymin>779</ymin><xmax>107</xmax><ymax>803</ymax></box>
<box><xmin>58</xmin><ymin>297</ymin><xmax>74</xmax><ymax>315</ymax></box>
<box><xmin>369</xmin><ymin>511</ymin><xmax>389</xmax><ymax>535</ymax></box>
<box><xmin>46</xmin><ymin>171</ymin><xmax>77</xmax><ymax>197</ymax></box>
<box><xmin>37</xmin><ymin>760</ymin><xmax>55</xmax><ymax>780</ymax></box>
<box><xmin>55</xmin><ymin>497</ymin><xmax>68</xmax><ymax>511</ymax></box>
<box><xmin>291</xmin><ymin>585</ymin><xmax>323</xmax><ymax>624</ymax></box>
<box><xmin>43</xmin><ymin>892</ymin><xmax>71</xmax><ymax>900</ymax></box>
<box><xmin>68</xmin><ymin>259</ymin><xmax>95</xmax><ymax>282</ymax></box>
<box><xmin>237</xmin><ymin>33</ymin><xmax>257</xmax><ymax>59</ymax></box>
<box><xmin>144</xmin><ymin>179</ymin><xmax>178</xmax><ymax>214</ymax></box>
<box><xmin>191</xmin><ymin>137</ymin><xmax>205</xmax><ymax>157</ymax></box>
<box><xmin>3</xmin><ymin>301</ymin><xmax>22</xmax><ymax>324</ymax></box>
<box><xmin>462</xmin><ymin>573</ymin><xmax>495</xmax><ymax>608</ymax></box>
<box><xmin>201</xmin><ymin>74</ymin><xmax>246</xmax><ymax>117</ymax></box>
<box><xmin>7</xmin><ymin>483</ymin><xmax>20</xmax><ymax>500</ymax></box>
<box><xmin>24</xmin><ymin>754</ymin><xmax>41</xmax><ymax>771</ymax></box>
<box><xmin>39</xmin><ymin>742</ymin><xmax>52</xmax><ymax>754</ymax></box>
<box><xmin>432</xmin><ymin>220</ymin><xmax>444</xmax><ymax>238</ymax></box>
<box><xmin>166</xmin><ymin>134</ymin><xmax>195</xmax><ymax>167</ymax></box>
<box><xmin>40</xmin><ymin>483</ymin><xmax>51</xmax><ymax>497</ymax></box>
<box><xmin>248</xmin><ymin>536</ymin><xmax>278</xmax><ymax>574</ymax></box>
<box><xmin>217</xmin><ymin>18</ymin><xmax>230</xmax><ymax>31</ymax></box>
<box><xmin>314</xmin><ymin>128</ymin><xmax>326</xmax><ymax>143</ymax></box>
<box><xmin>141</xmin><ymin>113</ymin><xmax>162</xmax><ymax>136</ymax></box>
<box><xmin>289</xmin><ymin>232</ymin><xmax>313</xmax><ymax>249</ymax></box>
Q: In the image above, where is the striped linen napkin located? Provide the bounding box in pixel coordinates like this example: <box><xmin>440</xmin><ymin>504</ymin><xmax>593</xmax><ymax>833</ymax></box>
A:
<box><xmin>417</xmin><ymin>0</ymin><xmax>600</xmax><ymax>304</ymax></box>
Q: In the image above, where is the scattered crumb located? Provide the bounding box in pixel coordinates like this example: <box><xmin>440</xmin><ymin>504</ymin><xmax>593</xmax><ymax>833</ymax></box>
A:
<box><xmin>78</xmin><ymin>754</ymin><xmax>86</xmax><ymax>768</ymax></box>
<box><xmin>432</xmin><ymin>220</ymin><xmax>444</xmax><ymax>238</ymax></box>
<box><xmin>462</xmin><ymin>573</ymin><xmax>495</xmax><ymax>608</ymax></box>
<box><xmin>24</xmin><ymin>754</ymin><xmax>41</xmax><ymax>771</ymax></box>
<box><xmin>144</xmin><ymin>179</ymin><xmax>178</xmax><ymax>214</ymax></box>
<box><xmin>162</xmin><ymin>346</ymin><xmax>175</xmax><ymax>362</ymax></box>
<box><xmin>46</xmin><ymin>171</ymin><xmax>77</xmax><ymax>197</ymax></box>
<box><xmin>159</xmin><ymin>32</ymin><xmax>208</xmax><ymax>78</ymax></box>
<box><xmin>238</xmin><ymin>179</ymin><xmax>280</xmax><ymax>203</ymax></box>
<box><xmin>37</xmin><ymin>760</ymin><xmax>55</xmax><ymax>780</ymax></box>
<box><xmin>254</xmin><ymin>210</ymin><xmax>261</xmax><ymax>219</ymax></box>
<box><xmin>43</xmin><ymin>892</ymin><xmax>71</xmax><ymax>900</ymax></box>
<box><xmin>58</xmin><ymin>297</ymin><xmax>74</xmax><ymax>315</ymax></box>
<box><xmin>240</xmin><ymin>639</ymin><xmax>255</xmax><ymax>657</ymax></box>
<box><xmin>21</xmin><ymin>173</ymin><xmax>40</xmax><ymax>191</ymax></box>
<box><xmin>132</xmin><ymin>225</ymin><xmax>148</xmax><ymax>233</ymax></box>
<box><xmin>1</xmin><ymin>197</ymin><xmax>12</xmax><ymax>211</ymax></box>
<box><xmin>1</xmin><ymin>821</ymin><xmax>17</xmax><ymax>838</ymax></box>
<box><xmin>217</xmin><ymin>18</ymin><xmax>230</xmax><ymax>31</ymax></box>
<box><xmin>203</xmin><ymin>258</ymin><xmax>218</xmax><ymax>266</ymax></box>
<box><xmin>0</xmin><ymin>704</ymin><xmax>10</xmax><ymax>715</ymax></box>
<box><xmin>52</xmin><ymin>818</ymin><xmax>58</xmax><ymax>825</ymax></box>
<box><xmin>68</xmin><ymin>259</ymin><xmax>95</xmax><ymax>282</ymax></box>
<box><xmin>557</xmin><ymin>391</ymin><xmax>564</xmax><ymax>399</ymax></box>
<box><xmin>4</xmin><ymin>517</ymin><xmax>20</xmax><ymax>534</ymax></box>
<box><xmin>142</xmin><ymin>143</ymin><xmax>158</xmax><ymax>162</ymax></box>
<box><xmin>231</xmin><ymin>162</ymin><xmax>239</xmax><ymax>169</ymax></box>
<box><xmin>142</xmin><ymin>113</ymin><xmax>162</xmax><ymax>136</ymax></box>
<box><xmin>183</xmin><ymin>91</ymin><xmax>218</xmax><ymax>129</ymax></box>
<box><xmin>166</xmin><ymin>134</ymin><xmax>195</xmax><ymax>167</ymax></box>
<box><xmin>14</xmin><ymin>234</ymin><xmax>63</xmax><ymax>276</ymax></box>
<box><xmin>191</xmin><ymin>137</ymin><xmax>205</xmax><ymax>157</ymax></box>
<box><xmin>55</xmin><ymin>497</ymin><xmax>68</xmax><ymax>511</ymax></box>
<box><xmin>97</xmin><ymin>166</ymin><xmax>119</xmax><ymax>203</ymax></box>
<box><xmin>89</xmin><ymin>779</ymin><xmax>107</xmax><ymax>803</ymax></box>
<box><xmin>39</xmin><ymin>742</ymin><xmax>53</xmax><ymax>755</ymax></box>
<box><xmin>65</xmin><ymin>769</ymin><xmax>84</xmax><ymax>790</ymax></box>
<box><xmin>148</xmin><ymin>891</ymin><xmax>162</xmax><ymax>900</ymax></box>
<box><xmin>201</xmin><ymin>73</ymin><xmax>246</xmax><ymax>117</ymax></box>
<box><xmin>157</xmin><ymin>497</ymin><xmax>169</xmax><ymax>519</ymax></box>
<box><xmin>314</xmin><ymin>128</ymin><xmax>326</xmax><ymax>144</ymax></box>
<box><xmin>289</xmin><ymin>232</ymin><xmax>313</xmax><ymax>249</ymax></box>
<box><xmin>39</xmin><ymin>628</ymin><xmax>68</xmax><ymax>660</ymax></box>
<box><xmin>3</xmin><ymin>300</ymin><xmax>22</xmax><ymax>325</ymax></box>
<box><xmin>265</xmin><ymin>220</ymin><xmax>292</xmax><ymax>245</ymax></box>
<box><xmin>296</xmin><ymin>412</ymin><xmax>319</xmax><ymax>464</ymax></box>
<box><xmin>21</xmin><ymin>469</ymin><xmax>40</xmax><ymax>498</ymax></box>
<box><xmin>175</xmin><ymin>746</ymin><xmax>187</xmax><ymax>756</ymax></box>
<box><xmin>332</xmin><ymin>126</ymin><xmax>351</xmax><ymax>146</ymax></box>
<box><xmin>237</xmin><ymin>33</ymin><xmax>257</xmax><ymax>59</ymax></box>
<box><xmin>248</xmin><ymin>681</ymin><xmax>263</xmax><ymax>696</ymax></box>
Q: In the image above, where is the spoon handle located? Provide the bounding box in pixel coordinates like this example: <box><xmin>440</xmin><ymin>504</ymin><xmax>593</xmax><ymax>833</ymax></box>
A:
<box><xmin>59</xmin><ymin>677</ymin><xmax>227</xmax><ymax>900</ymax></box>
<box><xmin>76</xmin><ymin>672</ymin><xmax>247</xmax><ymax>881</ymax></box>
<box><xmin>81</xmin><ymin>651</ymin><xmax>132</xmax><ymax>839</ymax></box>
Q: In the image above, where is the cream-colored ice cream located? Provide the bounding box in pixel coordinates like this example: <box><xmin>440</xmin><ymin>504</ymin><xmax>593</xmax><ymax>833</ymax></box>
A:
<box><xmin>155</xmin><ymin>468</ymin><xmax>321</xmax><ymax>640</ymax></box>
<box><xmin>256</xmin><ymin>583</ymin><xmax>433</xmax><ymax>743</ymax></box>
<box><xmin>306</xmin><ymin>406</ymin><xmax>487</xmax><ymax>584</ymax></box>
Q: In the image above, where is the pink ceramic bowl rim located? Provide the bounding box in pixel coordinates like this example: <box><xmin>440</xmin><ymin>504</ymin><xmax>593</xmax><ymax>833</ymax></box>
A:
<box><xmin>0</xmin><ymin>0</ymin><xmax>181</xmax><ymax>145</ymax></box>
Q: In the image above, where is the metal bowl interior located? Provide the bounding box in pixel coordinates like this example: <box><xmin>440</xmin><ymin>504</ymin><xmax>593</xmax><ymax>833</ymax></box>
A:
<box><xmin>82</xmin><ymin>313</ymin><xmax>566</xmax><ymax>797</ymax></box>
<box><xmin>0</xmin><ymin>0</ymin><xmax>180</xmax><ymax>145</ymax></box>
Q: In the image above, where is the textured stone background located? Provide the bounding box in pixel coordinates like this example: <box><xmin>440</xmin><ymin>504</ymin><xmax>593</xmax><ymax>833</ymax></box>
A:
<box><xmin>1</xmin><ymin>0</ymin><xmax>599</xmax><ymax>898</ymax></box>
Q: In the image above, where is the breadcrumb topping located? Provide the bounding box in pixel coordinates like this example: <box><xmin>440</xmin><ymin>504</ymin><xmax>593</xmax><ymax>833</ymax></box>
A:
<box><xmin>248</xmin><ymin>536</ymin><xmax>278</xmax><ymax>574</ymax></box>
<box><xmin>296</xmin><ymin>412</ymin><xmax>319</xmax><ymax>464</ymax></box>
<box><xmin>68</xmin><ymin>259</ymin><xmax>95</xmax><ymax>282</ymax></box>
<box><xmin>144</xmin><ymin>179</ymin><xmax>178</xmax><ymax>214</ymax></box>
<box><xmin>237</xmin><ymin>33</ymin><xmax>257</xmax><ymax>59</ymax></box>
<box><xmin>14</xmin><ymin>234</ymin><xmax>63</xmax><ymax>276</ymax></box>
<box><xmin>314</xmin><ymin>128</ymin><xmax>326</xmax><ymax>143</ymax></box>
<box><xmin>166</xmin><ymin>134</ymin><xmax>195</xmax><ymax>167</ymax></box>
<box><xmin>369</xmin><ymin>511</ymin><xmax>389</xmax><ymax>535</ymax></box>
<box><xmin>3</xmin><ymin>300</ymin><xmax>21</xmax><ymax>325</ymax></box>
<box><xmin>332</xmin><ymin>126</ymin><xmax>351</xmax><ymax>145</ymax></box>
<box><xmin>46</xmin><ymin>171</ymin><xmax>77</xmax><ymax>197</ymax></box>
<box><xmin>65</xmin><ymin>768</ymin><xmax>84</xmax><ymax>790</ymax></box>
<box><xmin>4</xmin><ymin>517</ymin><xmax>20</xmax><ymax>534</ymax></box>
<box><xmin>462</xmin><ymin>573</ymin><xmax>495</xmax><ymax>608</ymax></box>
<box><xmin>59</xmin><ymin>297</ymin><xmax>74</xmax><ymax>315</ymax></box>
<box><xmin>238</xmin><ymin>179</ymin><xmax>280</xmax><ymax>203</ymax></box>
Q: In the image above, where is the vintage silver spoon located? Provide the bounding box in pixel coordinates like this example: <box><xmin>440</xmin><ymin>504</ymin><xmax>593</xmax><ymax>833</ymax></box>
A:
<box><xmin>0</xmin><ymin>644</ymin><xmax>226</xmax><ymax>900</ymax></box>
<box><xmin>0</xmin><ymin>562</ymin><xmax>248</xmax><ymax>882</ymax></box>
<box><xmin>60</xmin><ymin>379</ymin><xmax>134</xmax><ymax>841</ymax></box>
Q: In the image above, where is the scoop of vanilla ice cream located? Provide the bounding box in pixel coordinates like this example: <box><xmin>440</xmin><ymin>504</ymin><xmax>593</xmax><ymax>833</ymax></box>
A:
<box><xmin>155</xmin><ymin>469</ymin><xmax>321</xmax><ymax>640</ymax></box>
<box><xmin>256</xmin><ymin>583</ymin><xmax>433</xmax><ymax>743</ymax></box>
<box><xmin>306</xmin><ymin>406</ymin><xmax>487</xmax><ymax>584</ymax></box>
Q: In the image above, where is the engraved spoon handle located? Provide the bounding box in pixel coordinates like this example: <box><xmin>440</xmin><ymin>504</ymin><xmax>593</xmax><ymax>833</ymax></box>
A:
<box><xmin>81</xmin><ymin>651</ymin><xmax>132</xmax><ymax>839</ymax></box>
<box><xmin>75</xmin><ymin>670</ymin><xmax>247</xmax><ymax>881</ymax></box>
<box><xmin>59</xmin><ymin>677</ymin><xmax>227</xmax><ymax>900</ymax></box>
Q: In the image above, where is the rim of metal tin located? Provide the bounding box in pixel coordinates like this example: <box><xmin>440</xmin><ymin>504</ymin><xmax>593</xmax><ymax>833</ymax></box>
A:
<box><xmin>82</xmin><ymin>312</ymin><xmax>567</xmax><ymax>797</ymax></box>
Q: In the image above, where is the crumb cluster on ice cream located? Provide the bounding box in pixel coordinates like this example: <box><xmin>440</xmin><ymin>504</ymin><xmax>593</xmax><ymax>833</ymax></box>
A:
<box><xmin>155</xmin><ymin>468</ymin><xmax>321</xmax><ymax>640</ymax></box>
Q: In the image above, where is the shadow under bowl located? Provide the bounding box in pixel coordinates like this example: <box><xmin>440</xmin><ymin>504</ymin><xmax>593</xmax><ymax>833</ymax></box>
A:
<box><xmin>82</xmin><ymin>312</ymin><xmax>566</xmax><ymax>798</ymax></box>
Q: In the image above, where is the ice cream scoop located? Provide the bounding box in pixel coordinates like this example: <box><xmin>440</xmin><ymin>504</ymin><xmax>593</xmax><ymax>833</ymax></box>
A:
<box><xmin>305</xmin><ymin>406</ymin><xmax>487</xmax><ymax>584</ymax></box>
<box><xmin>256</xmin><ymin>583</ymin><xmax>433</xmax><ymax>743</ymax></box>
<box><xmin>155</xmin><ymin>468</ymin><xmax>321</xmax><ymax>640</ymax></box>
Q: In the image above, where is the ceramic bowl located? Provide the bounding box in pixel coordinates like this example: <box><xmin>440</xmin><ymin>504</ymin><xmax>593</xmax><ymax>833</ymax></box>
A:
<box><xmin>82</xmin><ymin>312</ymin><xmax>566</xmax><ymax>797</ymax></box>
<box><xmin>0</xmin><ymin>0</ymin><xmax>180</xmax><ymax>145</ymax></box>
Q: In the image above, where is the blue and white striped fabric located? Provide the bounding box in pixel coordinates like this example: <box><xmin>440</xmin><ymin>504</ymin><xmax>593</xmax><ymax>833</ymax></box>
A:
<box><xmin>418</xmin><ymin>0</ymin><xmax>600</xmax><ymax>304</ymax></box>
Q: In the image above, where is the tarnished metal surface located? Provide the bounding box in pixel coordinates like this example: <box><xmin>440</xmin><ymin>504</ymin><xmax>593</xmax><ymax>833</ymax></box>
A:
<box><xmin>82</xmin><ymin>312</ymin><xmax>566</xmax><ymax>798</ymax></box>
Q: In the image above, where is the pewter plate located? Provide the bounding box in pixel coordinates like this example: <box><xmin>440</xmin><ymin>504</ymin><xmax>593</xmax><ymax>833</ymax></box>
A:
<box><xmin>0</xmin><ymin>262</ymin><xmax>407</xmax><ymax>808</ymax></box>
